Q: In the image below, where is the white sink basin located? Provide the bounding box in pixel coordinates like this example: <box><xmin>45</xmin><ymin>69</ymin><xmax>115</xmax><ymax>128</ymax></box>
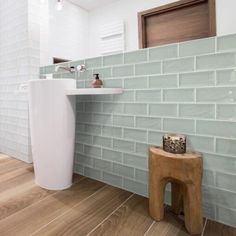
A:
<box><xmin>29</xmin><ymin>79</ymin><xmax>76</xmax><ymax>190</ymax></box>
<box><xmin>66</xmin><ymin>88</ymin><xmax>123</xmax><ymax>95</ymax></box>
<box><xmin>27</xmin><ymin>79</ymin><xmax>123</xmax><ymax>190</ymax></box>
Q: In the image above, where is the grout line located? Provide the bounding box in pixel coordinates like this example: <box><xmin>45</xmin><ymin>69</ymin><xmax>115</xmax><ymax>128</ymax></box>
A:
<box><xmin>201</xmin><ymin>218</ymin><xmax>208</xmax><ymax>236</ymax></box>
<box><xmin>30</xmin><ymin>185</ymin><xmax>108</xmax><ymax>236</ymax></box>
<box><xmin>144</xmin><ymin>220</ymin><xmax>156</xmax><ymax>236</ymax></box>
<box><xmin>86</xmin><ymin>193</ymin><xmax>135</xmax><ymax>235</ymax></box>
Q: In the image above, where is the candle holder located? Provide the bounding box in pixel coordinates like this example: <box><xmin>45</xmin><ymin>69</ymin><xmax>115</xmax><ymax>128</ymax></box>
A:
<box><xmin>163</xmin><ymin>134</ymin><xmax>186</xmax><ymax>154</ymax></box>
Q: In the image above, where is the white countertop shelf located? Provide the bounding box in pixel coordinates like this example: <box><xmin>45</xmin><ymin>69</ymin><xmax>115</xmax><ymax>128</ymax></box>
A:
<box><xmin>66</xmin><ymin>88</ymin><xmax>123</xmax><ymax>95</ymax></box>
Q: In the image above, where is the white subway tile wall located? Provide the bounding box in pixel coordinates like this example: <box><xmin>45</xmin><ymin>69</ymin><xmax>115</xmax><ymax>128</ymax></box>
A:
<box><xmin>40</xmin><ymin>34</ymin><xmax>236</xmax><ymax>227</ymax></box>
<box><xmin>0</xmin><ymin>0</ymin><xmax>40</xmax><ymax>162</ymax></box>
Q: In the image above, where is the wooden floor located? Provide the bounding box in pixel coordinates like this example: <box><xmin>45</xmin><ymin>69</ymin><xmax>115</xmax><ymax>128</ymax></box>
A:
<box><xmin>0</xmin><ymin>154</ymin><xmax>235</xmax><ymax>236</ymax></box>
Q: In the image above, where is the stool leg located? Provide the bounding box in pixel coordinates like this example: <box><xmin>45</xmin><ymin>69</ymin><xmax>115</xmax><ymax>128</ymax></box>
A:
<box><xmin>149</xmin><ymin>178</ymin><xmax>166</xmax><ymax>221</ymax></box>
<box><xmin>171</xmin><ymin>182</ymin><xmax>183</xmax><ymax>215</ymax></box>
<box><xmin>183</xmin><ymin>184</ymin><xmax>203</xmax><ymax>234</ymax></box>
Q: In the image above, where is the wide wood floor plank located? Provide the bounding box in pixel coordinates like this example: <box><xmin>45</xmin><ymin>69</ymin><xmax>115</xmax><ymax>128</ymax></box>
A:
<box><xmin>0</xmin><ymin>185</ymin><xmax>54</xmax><ymax>221</ymax></box>
<box><xmin>0</xmin><ymin>178</ymin><xmax>105</xmax><ymax>236</ymax></box>
<box><xmin>33</xmin><ymin>185</ymin><xmax>132</xmax><ymax>236</ymax></box>
<box><xmin>89</xmin><ymin>194</ymin><xmax>153</xmax><ymax>236</ymax></box>
<box><xmin>204</xmin><ymin>219</ymin><xmax>236</xmax><ymax>236</ymax></box>
<box><xmin>146</xmin><ymin>209</ymin><xmax>191</xmax><ymax>236</ymax></box>
<box><xmin>0</xmin><ymin>158</ymin><xmax>30</xmax><ymax>175</ymax></box>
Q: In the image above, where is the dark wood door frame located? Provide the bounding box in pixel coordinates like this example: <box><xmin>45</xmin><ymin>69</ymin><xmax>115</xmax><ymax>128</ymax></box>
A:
<box><xmin>138</xmin><ymin>0</ymin><xmax>216</xmax><ymax>48</ymax></box>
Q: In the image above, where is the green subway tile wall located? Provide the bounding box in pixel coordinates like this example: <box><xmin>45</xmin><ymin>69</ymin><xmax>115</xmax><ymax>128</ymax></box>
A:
<box><xmin>40</xmin><ymin>34</ymin><xmax>236</xmax><ymax>228</ymax></box>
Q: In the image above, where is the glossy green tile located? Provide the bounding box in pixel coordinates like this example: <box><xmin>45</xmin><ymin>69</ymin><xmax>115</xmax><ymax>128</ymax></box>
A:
<box><xmin>203</xmin><ymin>153</ymin><xmax>236</xmax><ymax>173</ymax></box>
<box><xmin>102</xmin><ymin>102</ymin><xmax>123</xmax><ymax>113</ymax></box>
<box><xmin>74</xmin><ymin>163</ymin><xmax>84</xmax><ymax>175</ymax></box>
<box><xmin>179</xmin><ymin>104</ymin><xmax>215</xmax><ymax>119</ymax></box>
<box><xmin>40</xmin><ymin>67</ymin><xmax>44</xmax><ymax>74</ymax></box>
<box><xmin>203</xmin><ymin>170</ymin><xmax>215</xmax><ymax>186</ymax></box>
<box><xmin>113</xmin><ymin>91</ymin><xmax>134</xmax><ymax>102</ymax></box>
<box><xmin>113</xmin><ymin>163</ymin><xmax>134</xmax><ymax>178</ymax></box>
<box><xmin>149</xmin><ymin>74</ymin><xmax>178</xmax><ymax>88</ymax></box>
<box><xmin>124</xmin><ymin>128</ymin><xmax>147</xmax><ymax>142</ymax></box>
<box><xmin>84</xmin><ymin>166</ymin><xmax>101</xmax><ymax>180</ymax></box>
<box><xmin>102</xmin><ymin>126</ymin><xmax>122</xmax><ymax>138</ymax></box>
<box><xmin>76</xmin><ymin>133</ymin><xmax>93</xmax><ymax>144</ymax></box>
<box><xmin>93</xmin><ymin>135</ymin><xmax>112</xmax><ymax>148</ymax></box>
<box><xmin>83</xmin><ymin>124</ymin><xmax>102</xmax><ymax>135</ymax></box>
<box><xmin>216</xmin><ymin>172</ymin><xmax>236</xmax><ymax>192</ymax></box>
<box><xmin>187</xmin><ymin>135</ymin><xmax>215</xmax><ymax>152</ymax></box>
<box><xmin>112</xmin><ymin>65</ymin><xmax>134</xmax><ymax>77</ymax></box>
<box><xmin>136</xmin><ymin>90</ymin><xmax>161</xmax><ymax>102</ymax></box>
<box><xmin>84</xmin><ymin>145</ymin><xmax>102</xmax><ymax>157</ymax></box>
<box><xmin>84</xmin><ymin>102</ymin><xmax>102</xmax><ymax>113</ymax></box>
<box><xmin>217</xmin><ymin>104</ymin><xmax>236</xmax><ymax>121</ymax></box>
<box><xmin>94</xmin><ymin>158</ymin><xmax>112</xmax><ymax>172</ymax></box>
<box><xmin>163</xmin><ymin>89</ymin><xmax>194</xmax><ymax>102</ymax></box>
<box><xmin>196</xmin><ymin>87</ymin><xmax>236</xmax><ymax>103</ymax></box>
<box><xmin>136</xmin><ymin>117</ymin><xmax>162</xmax><ymax>130</ymax></box>
<box><xmin>75</xmin><ymin>143</ymin><xmax>84</xmax><ymax>153</ymax></box>
<box><xmin>216</xmin><ymin>206</ymin><xmax>236</xmax><ymax>228</ymax></box>
<box><xmin>135</xmin><ymin>142</ymin><xmax>149</xmax><ymax>155</ymax></box>
<box><xmin>102</xmin><ymin>172</ymin><xmax>122</xmax><ymax>187</ymax></box>
<box><xmin>135</xmin><ymin>169</ymin><xmax>148</xmax><ymax>183</ymax></box>
<box><xmin>76</xmin><ymin>102</ymin><xmax>84</xmax><ymax>112</ymax></box>
<box><xmin>102</xmin><ymin>148</ymin><xmax>122</xmax><ymax>163</ymax></box>
<box><xmin>179</xmin><ymin>71</ymin><xmax>215</xmax><ymax>87</ymax></box>
<box><xmin>123</xmin><ymin>153</ymin><xmax>148</xmax><ymax>170</ymax></box>
<box><xmin>104</xmin><ymin>78</ymin><xmax>123</xmax><ymax>87</ymax></box>
<box><xmin>216</xmin><ymin>138</ymin><xmax>236</xmax><ymax>156</ymax></box>
<box><xmin>113</xmin><ymin>139</ymin><xmax>135</xmax><ymax>152</ymax></box>
<box><xmin>124</xmin><ymin>76</ymin><xmax>148</xmax><ymax>89</ymax></box>
<box><xmin>217</xmin><ymin>34</ymin><xmax>236</xmax><ymax>52</ymax></box>
<box><xmin>92</xmin><ymin>113</ymin><xmax>112</xmax><ymax>125</ymax></box>
<box><xmin>135</xmin><ymin>61</ymin><xmax>161</xmax><ymax>75</ymax></box>
<box><xmin>197</xmin><ymin>120</ymin><xmax>236</xmax><ymax>138</ymax></box>
<box><xmin>85</xmin><ymin>57</ymin><xmax>102</xmax><ymax>68</ymax></box>
<box><xmin>163</xmin><ymin>57</ymin><xmax>194</xmax><ymax>73</ymax></box>
<box><xmin>124</xmin><ymin>103</ymin><xmax>147</xmax><ymax>115</ymax></box>
<box><xmin>202</xmin><ymin>202</ymin><xmax>216</xmax><ymax>220</ymax></box>
<box><xmin>216</xmin><ymin>69</ymin><xmax>236</xmax><ymax>85</ymax></box>
<box><xmin>203</xmin><ymin>186</ymin><xmax>236</xmax><ymax>209</ymax></box>
<box><xmin>75</xmin><ymin>154</ymin><xmax>93</xmax><ymax>167</ymax></box>
<box><xmin>179</xmin><ymin>37</ymin><xmax>215</xmax><ymax>57</ymax></box>
<box><xmin>113</xmin><ymin>115</ymin><xmax>134</xmax><ymax>127</ymax></box>
<box><xmin>44</xmin><ymin>65</ymin><xmax>55</xmax><ymax>74</ymax></box>
<box><xmin>93</xmin><ymin>67</ymin><xmax>112</xmax><ymax>78</ymax></box>
<box><xmin>77</xmin><ymin>69</ymin><xmax>93</xmax><ymax>80</ymax></box>
<box><xmin>92</xmin><ymin>94</ymin><xmax>113</xmax><ymax>102</ymax></box>
<box><xmin>124</xmin><ymin>50</ymin><xmax>147</xmax><ymax>64</ymax></box>
<box><xmin>196</xmin><ymin>52</ymin><xmax>236</xmax><ymax>70</ymax></box>
<box><xmin>149</xmin><ymin>44</ymin><xmax>178</xmax><ymax>61</ymax></box>
<box><xmin>149</xmin><ymin>104</ymin><xmax>177</xmax><ymax>117</ymax></box>
<box><xmin>163</xmin><ymin>118</ymin><xmax>195</xmax><ymax>133</ymax></box>
<box><xmin>148</xmin><ymin>131</ymin><xmax>165</xmax><ymax>144</ymax></box>
<box><xmin>103</xmin><ymin>53</ymin><xmax>123</xmax><ymax>66</ymax></box>
<box><xmin>123</xmin><ymin>178</ymin><xmax>148</xmax><ymax>196</ymax></box>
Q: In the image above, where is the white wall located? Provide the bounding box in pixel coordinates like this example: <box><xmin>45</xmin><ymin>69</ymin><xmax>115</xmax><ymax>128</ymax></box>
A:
<box><xmin>40</xmin><ymin>0</ymin><xmax>89</xmax><ymax>66</ymax></box>
<box><xmin>88</xmin><ymin>0</ymin><xmax>236</xmax><ymax>58</ymax></box>
<box><xmin>0</xmin><ymin>0</ymin><xmax>40</xmax><ymax>163</ymax></box>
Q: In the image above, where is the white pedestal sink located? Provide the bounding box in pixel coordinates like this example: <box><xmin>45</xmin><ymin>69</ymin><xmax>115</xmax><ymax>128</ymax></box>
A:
<box><xmin>29</xmin><ymin>79</ymin><xmax>76</xmax><ymax>190</ymax></box>
<box><xmin>28</xmin><ymin>78</ymin><xmax>123</xmax><ymax>190</ymax></box>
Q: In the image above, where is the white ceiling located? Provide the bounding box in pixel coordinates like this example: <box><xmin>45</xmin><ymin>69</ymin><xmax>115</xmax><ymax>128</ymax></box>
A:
<box><xmin>68</xmin><ymin>0</ymin><xmax>119</xmax><ymax>10</ymax></box>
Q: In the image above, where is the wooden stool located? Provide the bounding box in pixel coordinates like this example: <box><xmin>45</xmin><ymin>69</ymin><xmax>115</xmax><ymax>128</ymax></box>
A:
<box><xmin>149</xmin><ymin>146</ymin><xmax>203</xmax><ymax>235</ymax></box>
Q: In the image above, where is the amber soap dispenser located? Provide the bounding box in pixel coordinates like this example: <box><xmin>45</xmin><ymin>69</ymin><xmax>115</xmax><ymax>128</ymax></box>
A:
<box><xmin>92</xmin><ymin>73</ymin><xmax>103</xmax><ymax>88</ymax></box>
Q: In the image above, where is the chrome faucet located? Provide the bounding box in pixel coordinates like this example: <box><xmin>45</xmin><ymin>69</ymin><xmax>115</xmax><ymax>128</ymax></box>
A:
<box><xmin>55</xmin><ymin>64</ymin><xmax>86</xmax><ymax>73</ymax></box>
